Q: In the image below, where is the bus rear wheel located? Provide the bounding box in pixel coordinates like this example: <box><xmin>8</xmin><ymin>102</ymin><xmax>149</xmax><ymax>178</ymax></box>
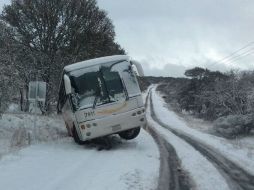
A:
<box><xmin>72</xmin><ymin>126</ymin><xmax>86</xmax><ymax>145</ymax></box>
<box><xmin>118</xmin><ymin>127</ymin><xmax>140</xmax><ymax>140</ymax></box>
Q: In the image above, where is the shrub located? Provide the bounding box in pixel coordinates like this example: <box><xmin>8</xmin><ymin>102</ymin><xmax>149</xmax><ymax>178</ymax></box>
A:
<box><xmin>214</xmin><ymin>114</ymin><xmax>254</xmax><ymax>138</ymax></box>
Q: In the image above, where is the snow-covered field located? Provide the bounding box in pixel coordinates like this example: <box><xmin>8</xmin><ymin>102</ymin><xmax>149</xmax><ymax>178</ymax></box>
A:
<box><xmin>151</xmin><ymin>88</ymin><xmax>254</xmax><ymax>175</ymax></box>
<box><xmin>0</xmin><ymin>113</ymin><xmax>66</xmax><ymax>158</ymax></box>
<box><xmin>0</xmin><ymin>113</ymin><xmax>159</xmax><ymax>190</ymax></box>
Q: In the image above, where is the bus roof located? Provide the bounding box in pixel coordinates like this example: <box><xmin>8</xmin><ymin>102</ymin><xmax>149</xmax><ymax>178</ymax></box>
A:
<box><xmin>64</xmin><ymin>55</ymin><xmax>130</xmax><ymax>73</ymax></box>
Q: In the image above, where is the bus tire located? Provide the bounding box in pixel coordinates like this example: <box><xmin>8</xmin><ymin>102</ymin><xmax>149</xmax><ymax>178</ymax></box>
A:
<box><xmin>118</xmin><ymin>127</ymin><xmax>140</xmax><ymax>140</ymax></box>
<box><xmin>72</xmin><ymin>126</ymin><xmax>86</xmax><ymax>145</ymax></box>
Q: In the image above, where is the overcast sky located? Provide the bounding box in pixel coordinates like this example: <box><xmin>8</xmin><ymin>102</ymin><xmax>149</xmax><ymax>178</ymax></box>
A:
<box><xmin>1</xmin><ymin>0</ymin><xmax>254</xmax><ymax>77</ymax></box>
<box><xmin>97</xmin><ymin>0</ymin><xmax>254</xmax><ymax>77</ymax></box>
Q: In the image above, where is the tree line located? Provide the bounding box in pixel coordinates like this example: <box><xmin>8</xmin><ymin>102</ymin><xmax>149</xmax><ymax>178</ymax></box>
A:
<box><xmin>157</xmin><ymin>67</ymin><xmax>254</xmax><ymax>137</ymax></box>
<box><xmin>0</xmin><ymin>0</ymin><xmax>125</xmax><ymax>113</ymax></box>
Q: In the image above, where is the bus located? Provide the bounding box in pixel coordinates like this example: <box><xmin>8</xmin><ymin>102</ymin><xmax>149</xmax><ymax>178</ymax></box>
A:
<box><xmin>57</xmin><ymin>55</ymin><xmax>146</xmax><ymax>144</ymax></box>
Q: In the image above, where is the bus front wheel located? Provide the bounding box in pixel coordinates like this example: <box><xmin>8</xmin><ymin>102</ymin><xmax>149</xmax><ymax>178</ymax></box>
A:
<box><xmin>118</xmin><ymin>127</ymin><xmax>140</xmax><ymax>140</ymax></box>
<box><xmin>72</xmin><ymin>126</ymin><xmax>86</xmax><ymax>145</ymax></box>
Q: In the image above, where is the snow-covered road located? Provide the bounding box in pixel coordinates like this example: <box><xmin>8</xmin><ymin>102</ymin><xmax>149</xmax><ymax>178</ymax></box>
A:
<box><xmin>0</xmin><ymin>129</ymin><xmax>159</xmax><ymax>190</ymax></box>
<box><xmin>146</xmin><ymin>87</ymin><xmax>254</xmax><ymax>190</ymax></box>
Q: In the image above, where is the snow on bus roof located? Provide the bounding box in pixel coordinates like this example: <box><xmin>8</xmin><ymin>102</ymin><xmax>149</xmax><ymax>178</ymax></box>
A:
<box><xmin>64</xmin><ymin>55</ymin><xmax>130</xmax><ymax>73</ymax></box>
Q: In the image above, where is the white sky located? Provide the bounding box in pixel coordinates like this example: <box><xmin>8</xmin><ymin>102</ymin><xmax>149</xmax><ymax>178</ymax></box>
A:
<box><xmin>1</xmin><ymin>0</ymin><xmax>254</xmax><ymax>77</ymax></box>
<box><xmin>97</xmin><ymin>0</ymin><xmax>254</xmax><ymax>77</ymax></box>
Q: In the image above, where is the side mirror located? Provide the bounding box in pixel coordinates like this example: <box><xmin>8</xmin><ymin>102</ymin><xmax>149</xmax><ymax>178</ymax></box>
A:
<box><xmin>64</xmin><ymin>74</ymin><xmax>72</xmax><ymax>95</ymax></box>
<box><xmin>131</xmin><ymin>60</ymin><xmax>144</xmax><ymax>76</ymax></box>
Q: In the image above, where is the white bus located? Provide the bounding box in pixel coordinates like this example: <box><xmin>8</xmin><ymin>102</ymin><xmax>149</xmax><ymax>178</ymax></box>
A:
<box><xmin>57</xmin><ymin>55</ymin><xmax>146</xmax><ymax>144</ymax></box>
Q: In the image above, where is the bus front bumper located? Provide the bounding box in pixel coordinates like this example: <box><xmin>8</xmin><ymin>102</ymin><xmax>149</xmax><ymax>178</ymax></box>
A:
<box><xmin>77</xmin><ymin>107</ymin><xmax>146</xmax><ymax>141</ymax></box>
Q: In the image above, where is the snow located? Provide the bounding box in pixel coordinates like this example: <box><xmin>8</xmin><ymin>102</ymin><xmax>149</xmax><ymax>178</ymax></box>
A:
<box><xmin>151</xmin><ymin>88</ymin><xmax>254</xmax><ymax>175</ymax></box>
<box><xmin>0</xmin><ymin>112</ymin><xmax>159</xmax><ymax>190</ymax></box>
<box><xmin>0</xmin><ymin>113</ymin><xmax>66</xmax><ymax>158</ymax></box>
<box><xmin>146</xmin><ymin>111</ymin><xmax>230</xmax><ymax>190</ymax></box>
<box><xmin>64</xmin><ymin>55</ymin><xmax>130</xmax><ymax>72</ymax></box>
<box><xmin>0</xmin><ymin>129</ymin><xmax>159</xmax><ymax>190</ymax></box>
<box><xmin>6</xmin><ymin>103</ymin><xmax>20</xmax><ymax>113</ymax></box>
<box><xmin>178</xmin><ymin>110</ymin><xmax>214</xmax><ymax>133</ymax></box>
<box><xmin>142</xmin><ymin>88</ymin><xmax>229</xmax><ymax>190</ymax></box>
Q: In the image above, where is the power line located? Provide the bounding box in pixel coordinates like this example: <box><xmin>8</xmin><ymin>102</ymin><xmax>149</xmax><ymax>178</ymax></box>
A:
<box><xmin>216</xmin><ymin>41</ymin><xmax>254</xmax><ymax>64</ymax></box>
<box><xmin>223</xmin><ymin>49</ymin><xmax>254</xmax><ymax>64</ymax></box>
<box><xmin>221</xmin><ymin>48</ymin><xmax>254</xmax><ymax>64</ymax></box>
<box><xmin>206</xmin><ymin>41</ymin><xmax>254</xmax><ymax>69</ymax></box>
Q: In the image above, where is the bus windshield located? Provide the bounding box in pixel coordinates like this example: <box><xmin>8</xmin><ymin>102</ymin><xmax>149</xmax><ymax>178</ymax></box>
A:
<box><xmin>68</xmin><ymin>62</ymin><xmax>126</xmax><ymax>110</ymax></box>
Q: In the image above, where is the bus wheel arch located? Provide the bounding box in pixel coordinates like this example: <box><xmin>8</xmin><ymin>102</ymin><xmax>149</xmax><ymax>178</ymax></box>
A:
<box><xmin>118</xmin><ymin>127</ymin><xmax>140</xmax><ymax>140</ymax></box>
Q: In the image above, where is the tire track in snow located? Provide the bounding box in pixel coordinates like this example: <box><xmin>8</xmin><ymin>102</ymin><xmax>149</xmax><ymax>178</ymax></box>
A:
<box><xmin>149</xmin><ymin>89</ymin><xmax>254</xmax><ymax>190</ymax></box>
<box><xmin>148</xmin><ymin>126</ymin><xmax>192</xmax><ymax>190</ymax></box>
<box><xmin>145</xmin><ymin>90</ymin><xmax>192</xmax><ymax>190</ymax></box>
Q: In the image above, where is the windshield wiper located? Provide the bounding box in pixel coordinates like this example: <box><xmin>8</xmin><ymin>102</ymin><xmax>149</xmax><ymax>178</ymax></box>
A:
<box><xmin>93</xmin><ymin>86</ymin><xmax>101</xmax><ymax>109</ymax></box>
<box><xmin>93</xmin><ymin>96</ymin><xmax>98</xmax><ymax>109</ymax></box>
<box><xmin>99</xmin><ymin>67</ymin><xmax>111</xmax><ymax>103</ymax></box>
